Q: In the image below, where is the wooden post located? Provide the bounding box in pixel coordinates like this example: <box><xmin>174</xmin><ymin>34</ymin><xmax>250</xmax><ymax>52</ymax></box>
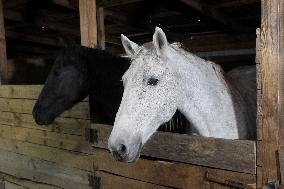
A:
<box><xmin>0</xmin><ymin>0</ymin><xmax>8</xmax><ymax>84</ymax></box>
<box><xmin>97</xmin><ymin>7</ymin><xmax>105</xmax><ymax>49</ymax></box>
<box><xmin>79</xmin><ymin>0</ymin><xmax>97</xmax><ymax>47</ymax></box>
<box><xmin>259</xmin><ymin>0</ymin><xmax>284</xmax><ymax>186</ymax></box>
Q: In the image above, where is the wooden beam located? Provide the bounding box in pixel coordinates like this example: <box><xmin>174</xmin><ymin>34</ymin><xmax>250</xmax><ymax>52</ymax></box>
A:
<box><xmin>6</xmin><ymin>31</ymin><xmax>59</xmax><ymax>47</ymax></box>
<box><xmin>97</xmin><ymin>0</ymin><xmax>142</xmax><ymax>8</ymax></box>
<box><xmin>79</xmin><ymin>0</ymin><xmax>97</xmax><ymax>47</ymax></box>
<box><xmin>90</xmin><ymin>124</ymin><xmax>256</xmax><ymax>174</ymax></box>
<box><xmin>259</xmin><ymin>0</ymin><xmax>284</xmax><ymax>186</ymax></box>
<box><xmin>52</xmin><ymin>0</ymin><xmax>78</xmax><ymax>10</ymax></box>
<box><xmin>97</xmin><ymin>7</ymin><xmax>105</xmax><ymax>49</ymax></box>
<box><xmin>214</xmin><ymin>0</ymin><xmax>259</xmax><ymax>8</ymax></box>
<box><xmin>4</xmin><ymin>10</ymin><xmax>80</xmax><ymax>36</ymax></box>
<box><xmin>0</xmin><ymin>0</ymin><xmax>7</xmax><ymax>84</ymax></box>
<box><xmin>178</xmin><ymin>0</ymin><xmax>244</xmax><ymax>30</ymax></box>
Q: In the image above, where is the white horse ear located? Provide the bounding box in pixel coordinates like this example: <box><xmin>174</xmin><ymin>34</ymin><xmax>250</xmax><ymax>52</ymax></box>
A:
<box><xmin>153</xmin><ymin>27</ymin><xmax>168</xmax><ymax>56</ymax></box>
<box><xmin>121</xmin><ymin>34</ymin><xmax>140</xmax><ymax>58</ymax></box>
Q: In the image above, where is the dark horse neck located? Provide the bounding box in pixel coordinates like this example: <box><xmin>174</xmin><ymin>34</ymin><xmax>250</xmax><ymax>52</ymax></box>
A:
<box><xmin>81</xmin><ymin>47</ymin><xmax>130</xmax><ymax>124</ymax></box>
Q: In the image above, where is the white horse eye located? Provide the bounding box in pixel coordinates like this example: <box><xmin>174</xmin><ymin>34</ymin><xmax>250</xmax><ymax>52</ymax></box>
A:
<box><xmin>147</xmin><ymin>78</ymin><xmax>159</xmax><ymax>86</ymax></box>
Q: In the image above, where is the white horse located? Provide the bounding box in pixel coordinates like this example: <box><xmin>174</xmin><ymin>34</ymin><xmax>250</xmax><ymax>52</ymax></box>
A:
<box><xmin>108</xmin><ymin>27</ymin><xmax>256</xmax><ymax>162</ymax></box>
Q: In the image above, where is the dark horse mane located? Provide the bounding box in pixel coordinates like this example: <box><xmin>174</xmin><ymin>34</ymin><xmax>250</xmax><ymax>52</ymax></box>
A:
<box><xmin>83</xmin><ymin>47</ymin><xmax>130</xmax><ymax>123</ymax></box>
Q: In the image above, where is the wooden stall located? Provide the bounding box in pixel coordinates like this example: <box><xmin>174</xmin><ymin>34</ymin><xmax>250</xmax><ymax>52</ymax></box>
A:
<box><xmin>0</xmin><ymin>0</ymin><xmax>283</xmax><ymax>188</ymax></box>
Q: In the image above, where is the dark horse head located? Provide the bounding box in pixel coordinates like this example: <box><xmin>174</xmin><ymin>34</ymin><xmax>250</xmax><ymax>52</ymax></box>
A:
<box><xmin>33</xmin><ymin>38</ymin><xmax>130</xmax><ymax>125</ymax></box>
<box><xmin>33</xmin><ymin>38</ymin><xmax>90</xmax><ymax>125</ymax></box>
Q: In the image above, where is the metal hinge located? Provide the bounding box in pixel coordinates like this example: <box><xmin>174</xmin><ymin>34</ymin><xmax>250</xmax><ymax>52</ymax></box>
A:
<box><xmin>88</xmin><ymin>173</ymin><xmax>101</xmax><ymax>189</ymax></box>
<box><xmin>85</xmin><ymin>127</ymin><xmax>98</xmax><ymax>144</ymax></box>
<box><xmin>205</xmin><ymin>172</ymin><xmax>255</xmax><ymax>189</ymax></box>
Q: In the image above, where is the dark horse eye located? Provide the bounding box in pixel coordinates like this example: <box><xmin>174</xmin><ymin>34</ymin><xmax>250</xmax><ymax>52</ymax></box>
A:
<box><xmin>147</xmin><ymin>78</ymin><xmax>159</xmax><ymax>86</ymax></box>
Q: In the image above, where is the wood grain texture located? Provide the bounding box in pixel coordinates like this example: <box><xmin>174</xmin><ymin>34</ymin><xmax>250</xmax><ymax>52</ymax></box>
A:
<box><xmin>0</xmin><ymin>0</ymin><xmax>7</xmax><ymax>84</ymax></box>
<box><xmin>97</xmin><ymin>7</ymin><xmax>105</xmax><ymax>49</ymax></box>
<box><xmin>0</xmin><ymin>98</ymin><xmax>89</xmax><ymax>119</ymax></box>
<box><xmin>0</xmin><ymin>85</ymin><xmax>257</xmax><ymax>188</ymax></box>
<box><xmin>260</xmin><ymin>0</ymin><xmax>284</xmax><ymax>185</ymax></box>
<box><xmin>0</xmin><ymin>132</ymin><xmax>256</xmax><ymax>189</ymax></box>
<box><xmin>0</xmin><ymin>111</ymin><xmax>88</xmax><ymax>136</ymax></box>
<box><xmin>0</xmin><ymin>85</ymin><xmax>88</xmax><ymax>101</ymax></box>
<box><xmin>79</xmin><ymin>0</ymin><xmax>97</xmax><ymax>47</ymax></box>
<box><xmin>0</xmin><ymin>149</ymin><xmax>92</xmax><ymax>189</ymax></box>
<box><xmin>278</xmin><ymin>149</ymin><xmax>284</xmax><ymax>183</ymax></box>
<box><xmin>1</xmin><ymin>173</ymin><xmax>62</xmax><ymax>189</ymax></box>
<box><xmin>0</xmin><ymin>149</ymin><xmax>175</xmax><ymax>189</ymax></box>
<box><xmin>91</xmin><ymin>124</ymin><xmax>256</xmax><ymax>174</ymax></box>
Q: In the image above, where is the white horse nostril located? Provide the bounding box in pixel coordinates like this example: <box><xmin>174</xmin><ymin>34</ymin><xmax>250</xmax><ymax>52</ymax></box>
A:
<box><xmin>118</xmin><ymin>144</ymin><xmax>127</xmax><ymax>154</ymax></box>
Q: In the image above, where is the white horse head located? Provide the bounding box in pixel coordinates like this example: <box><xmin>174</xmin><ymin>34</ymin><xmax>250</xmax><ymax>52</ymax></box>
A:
<box><xmin>108</xmin><ymin>27</ymin><xmax>184</xmax><ymax>162</ymax></box>
<box><xmin>108</xmin><ymin>27</ymin><xmax>255</xmax><ymax>162</ymax></box>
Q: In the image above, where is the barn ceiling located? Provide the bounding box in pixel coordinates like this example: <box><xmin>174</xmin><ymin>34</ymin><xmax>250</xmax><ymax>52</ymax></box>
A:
<box><xmin>2</xmin><ymin>0</ymin><xmax>260</xmax><ymax>68</ymax></box>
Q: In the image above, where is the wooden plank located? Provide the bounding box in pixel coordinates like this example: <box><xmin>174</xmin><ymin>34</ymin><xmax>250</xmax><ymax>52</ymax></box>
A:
<box><xmin>257</xmin><ymin>89</ymin><xmax>262</xmax><ymax>140</ymax></box>
<box><xmin>2</xmin><ymin>173</ymin><xmax>62</xmax><ymax>189</ymax></box>
<box><xmin>278</xmin><ymin>149</ymin><xmax>284</xmax><ymax>183</ymax></box>
<box><xmin>0</xmin><ymin>0</ymin><xmax>7</xmax><ymax>84</ymax></box>
<box><xmin>97</xmin><ymin>7</ymin><xmax>105</xmax><ymax>49</ymax></box>
<box><xmin>0</xmin><ymin>98</ymin><xmax>89</xmax><ymax>119</ymax></box>
<box><xmin>0</xmin><ymin>149</ymin><xmax>92</xmax><ymax>189</ymax></box>
<box><xmin>6</xmin><ymin>31</ymin><xmax>59</xmax><ymax>47</ymax></box>
<box><xmin>0</xmin><ymin>85</ymin><xmax>42</xmax><ymax>99</ymax></box>
<box><xmin>4</xmin><ymin>181</ymin><xmax>27</xmax><ymax>189</ymax></box>
<box><xmin>97</xmin><ymin>0</ymin><xmax>142</xmax><ymax>7</ymax></box>
<box><xmin>0</xmin><ymin>137</ymin><xmax>256</xmax><ymax>189</ymax></box>
<box><xmin>177</xmin><ymin>0</ymin><xmax>244</xmax><ymax>30</ymax></box>
<box><xmin>0</xmin><ymin>85</ymin><xmax>88</xmax><ymax>101</ymax></box>
<box><xmin>260</xmin><ymin>0</ymin><xmax>284</xmax><ymax>185</ymax></box>
<box><xmin>0</xmin><ymin>149</ymin><xmax>173</xmax><ymax>189</ymax></box>
<box><xmin>0</xmin><ymin>112</ymin><xmax>88</xmax><ymax>136</ymax></box>
<box><xmin>214</xmin><ymin>0</ymin><xmax>259</xmax><ymax>8</ymax></box>
<box><xmin>91</xmin><ymin>124</ymin><xmax>256</xmax><ymax>174</ymax></box>
<box><xmin>79</xmin><ymin>0</ymin><xmax>97</xmax><ymax>47</ymax></box>
<box><xmin>96</xmin><ymin>171</ymin><xmax>173</xmax><ymax>189</ymax></box>
<box><xmin>0</xmin><ymin>124</ymin><xmax>93</xmax><ymax>154</ymax></box>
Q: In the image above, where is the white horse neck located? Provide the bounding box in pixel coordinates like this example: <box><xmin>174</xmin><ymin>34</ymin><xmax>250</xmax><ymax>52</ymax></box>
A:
<box><xmin>174</xmin><ymin>48</ymin><xmax>247</xmax><ymax>139</ymax></box>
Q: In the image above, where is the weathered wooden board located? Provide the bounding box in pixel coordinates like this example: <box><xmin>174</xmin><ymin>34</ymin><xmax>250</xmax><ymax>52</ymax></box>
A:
<box><xmin>278</xmin><ymin>149</ymin><xmax>284</xmax><ymax>184</ymax></box>
<box><xmin>0</xmin><ymin>148</ymin><xmax>176</xmax><ymax>189</ymax></box>
<box><xmin>91</xmin><ymin>124</ymin><xmax>256</xmax><ymax>174</ymax></box>
<box><xmin>0</xmin><ymin>85</ymin><xmax>88</xmax><ymax>101</ymax></box>
<box><xmin>0</xmin><ymin>149</ymin><xmax>92</xmax><ymax>189</ymax></box>
<box><xmin>259</xmin><ymin>0</ymin><xmax>284</xmax><ymax>185</ymax></box>
<box><xmin>2</xmin><ymin>173</ymin><xmax>61</xmax><ymax>189</ymax></box>
<box><xmin>0</xmin><ymin>114</ymin><xmax>256</xmax><ymax>175</ymax></box>
<box><xmin>79</xmin><ymin>0</ymin><xmax>97</xmax><ymax>48</ymax></box>
<box><xmin>0</xmin><ymin>111</ymin><xmax>88</xmax><ymax>136</ymax></box>
<box><xmin>0</xmin><ymin>98</ymin><xmax>89</xmax><ymax>119</ymax></box>
<box><xmin>5</xmin><ymin>181</ymin><xmax>29</xmax><ymax>189</ymax></box>
<box><xmin>0</xmin><ymin>124</ymin><xmax>93</xmax><ymax>154</ymax></box>
<box><xmin>0</xmin><ymin>136</ymin><xmax>256</xmax><ymax>189</ymax></box>
<box><xmin>0</xmin><ymin>0</ymin><xmax>8</xmax><ymax>83</ymax></box>
<box><xmin>0</xmin><ymin>85</ymin><xmax>42</xmax><ymax>99</ymax></box>
<box><xmin>97</xmin><ymin>7</ymin><xmax>105</xmax><ymax>49</ymax></box>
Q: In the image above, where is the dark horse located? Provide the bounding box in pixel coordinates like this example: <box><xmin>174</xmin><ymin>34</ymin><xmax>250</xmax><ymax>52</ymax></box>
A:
<box><xmin>33</xmin><ymin>38</ymin><xmax>129</xmax><ymax>125</ymax></box>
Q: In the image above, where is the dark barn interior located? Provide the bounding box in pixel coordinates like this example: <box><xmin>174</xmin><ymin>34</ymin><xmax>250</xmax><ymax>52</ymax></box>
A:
<box><xmin>2</xmin><ymin>0</ymin><xmax>260</xmax><ymax>84</ymax></box>
<box><xmin>1</xmin><ymin>1</ymin><xmax>284</xmax><ymax>188</ymax></box>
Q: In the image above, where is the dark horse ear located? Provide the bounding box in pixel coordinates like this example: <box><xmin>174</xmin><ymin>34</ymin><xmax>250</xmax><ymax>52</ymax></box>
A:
<box><xmin>58</xmin><ymin>37</ymin><xmax>78</xmax><ymax>49</ymax></box>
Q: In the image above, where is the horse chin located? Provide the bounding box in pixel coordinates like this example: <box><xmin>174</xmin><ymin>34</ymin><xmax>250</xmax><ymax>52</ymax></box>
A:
<box><xmin>34</xmin><ymin>115</ymin><xmax>55</xmax><ymax>125</ymax></box>
<box><xmin>33</xmin><ymin>109</ymin><xmax>57</xmax><ymax>125</ymax></box>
